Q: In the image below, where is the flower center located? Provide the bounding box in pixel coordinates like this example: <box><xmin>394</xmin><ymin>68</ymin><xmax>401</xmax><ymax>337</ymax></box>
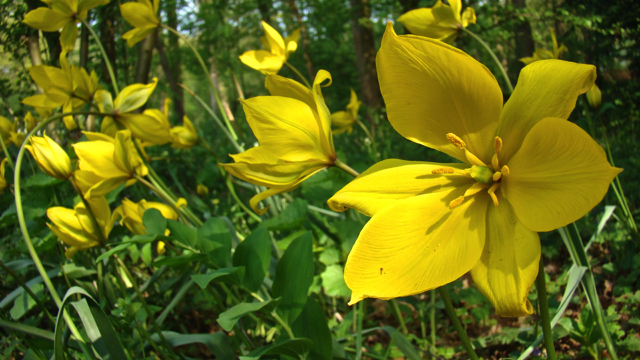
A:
<box><xmin>434</xmin><ymin>134</ymin><xmax>510</xmax><ymax>209</ymax></box>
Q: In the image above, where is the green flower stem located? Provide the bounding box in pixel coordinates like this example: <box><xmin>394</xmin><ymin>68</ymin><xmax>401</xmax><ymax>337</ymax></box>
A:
<box><xmin>355</xmin><ymin>301</ymin><xmax>365</xmax><ymax>360</ymax></box>
<box><xmin>461</xmin><ymin>27</ymin><xmax>514</xmax><ymax>94</ymax></box>
<box><xmin>180</xmin><ymin>83</ymin><xmax>244</xmax><ymax>153</ymax></box>
<box><xmin>334</xmin><ymin>158</ymin><xmax>360</xmax><ymax>178</ymax></box>
<box><xmin>284</xmin><ymin>61</ymin><xmax>312</xmax><ymax>89</ymax></box>
<box><xmin>271</xmin><ymin>311</ymin><xmax>295</xmax><ymax>339</ymax></box>
<box><xmin>79</xmin><ymin>18</ymin><xmax>119</xmax><ymax>95</ymax></box>
<box><xmin>390</xmin><ymin>299</ymin><xmax>408</xmax><ymax>335</ymax></box>
<box><xmin>14</xmin><ymin>111</ymin><xmax>108</xmax><ymax>353</ymax></box>
<box><xmin>559</xmin><ymin>227</ymin><xmax>619</xmax><ymax>360</ymax></box>
<box><xmin>0</xmin><ymin>260</ymin><xmax>56</xmax><ymax>324</ymax></box>
<box><xmin>356</xmin><ymin>118</ymin><xmax>379</xmax><ymax>161</ymax></box>
<box><xmin>535</xmin><ymin>259</ymin><xmax>557</xmax><ymax>360</ymax></box>
<box><xmin>438</xmin><ymin>287</ymin><xmax>479</xmax><ymax>360</ymax></box>
<box><xmin>162</xmin><ymin>25</ymin><xmax>238</xmax><ymax>141</ymax></box>
<box><xmin>430</xmin><ymin>290</ymin><xmax>437</xmax><ymax>354</ymax></box>
<box><xmin>0</xmin><ymin>134</ymin><xmax>14</xmax><ymax>170</ymax></box>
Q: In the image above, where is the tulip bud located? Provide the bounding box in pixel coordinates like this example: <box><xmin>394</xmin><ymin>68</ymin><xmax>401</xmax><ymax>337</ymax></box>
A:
<box><xmin>25</xmin><ymin>134</ymin><xmax>73</xmax><ymax>179</ymax></box>
<box><xmin>586</xmin><ymin>84</ymin><xmax>602</xmax><ymax>110</ymax></box>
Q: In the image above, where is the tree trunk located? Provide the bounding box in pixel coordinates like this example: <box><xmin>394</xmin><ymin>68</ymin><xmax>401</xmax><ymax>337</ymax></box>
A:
<box><xmin>257</xmin><ymin>0</ymin><xmax>272</xmax><ymax>23</ymax></box>
<box><xmin>80</xmin><ymin>19</ymin><xmax>90</xmax><ymax>68</ymax></box>
<box><xmin>99</xmin><ymin>1</ymin><xmax>119</xmax><ymax>90</ymax></box>
<box><xmin>163</xmin><ymin>0</ymin><xmax>185</xmax><ymax>121</ymax></box>
<box><xmin>349</xmin><ymin>0</ymin><xmax>382</xmax><ymax>109</ymax></box>
<box><xmin>510</xmin><ymin>0</ymin><xmax>534</xmax><ymax>82</ymax></box>
<box><xmin>156</xmin><ymin>36</ymin><xmax>185</xmax><ymax>121</ymax></box>
<box><xmin>134</xmin><ymin>29</ymin><xmax>157</xmax><ymax>85</ymax></box>
<box><xmin>287</xmin><ymin>0</ymin><xmax>315</xmax><ymax>80</ymax></box>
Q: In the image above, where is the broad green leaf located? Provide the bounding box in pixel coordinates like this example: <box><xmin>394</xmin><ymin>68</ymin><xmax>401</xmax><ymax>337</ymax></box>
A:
<box><xmin>320</xmin><ymin>264</ymin><xmax>351</xmax><ymax>297</ymax></box>
<box><xmin>95</xmin><ymin>243</ymin><xmax>130</xmax><ymax>263</ymax></box>
<box><xmin>63</xmin><ymin>263</ymin><xmax>97</xmax><ymax>279</ymax></box>
<box><xmin>241</xmin><ymin>338</ymin><xmax>313</xmax><ymax>360</ymax></box>
<box><xmin>166</xmin><ymin>219</ymin><xmax>198</xmax><ymax>248</ymax></box>
<box><xmin>23</xmin><ymin>173</ymin><xmax>64</xmax><ymax>187</ymax></box>
<box><xmin>217</xmin><ymin>299</ymin><xmax>279</xmax><ymax>331</ymax></box>
<box><xmin>272</xmin><ymin>231</ymin><xmax>314</xmax><ymax>325</ymax></box>
<box><xmin>191</xmin><ymin>267</ymin><xmax>245</xmax><ymax>288</ymax></box>
<box><xmin>263</xmin><ymin>198</ymin><xmax>309</xmax><ymax>231</ymax></box>
<box><xmin>151</xmin><ymin>331</ymin><xmax>236</xmax><ymax>359</ymax></box>
<box><xmin>291</xmin><ymin>297</ymin><xmax>333</xmax><ymax>360</ymax></box>
<box><xmin>232</xmin><ymin>226</ymin><xmax>271</xmax><ymax>292</ymax></box>
<box><xmin>198</xmin><ymin>217</ymin><xmax>232</xmax><ymax>267</ymax></box>
<box><xmin>319</xmin><ymin>248</ymin><xmax>340</xmax><ymax>265</ymax></box>
<box><xmin>152</xmin><ymin>253</ymin><xmax>207</xmax><ymax>268</ymax></box>
<box><xmin>10</xmin><ymin>283</ymin><xmax>43</xmax><ymax>320</ymax></box>
<box><xmin>143</xmin><ymin>208</ymin><xmax>167</xmax><ymax>236</ymax></box>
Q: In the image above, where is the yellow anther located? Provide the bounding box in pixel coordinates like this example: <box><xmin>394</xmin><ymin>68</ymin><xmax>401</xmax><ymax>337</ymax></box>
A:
<box><xmin>493</xmin><ymin>171</ymin><xmax>502</xmax><ymax>182</ymax></box>
<box><xmin>491</xmin><ymin>153</ymin><xmax>499</xmax><ymax>171</ymax></box>
<box><xmin>487</xmin><ymin>182</ymin><xmax>500</xmax><ymax>206</ymax></box>
<box><xmin>501</xmin><ymin>165</ymin><xmax>510</xmax><ymax>176</ymax></box>
<box><xmin>432</xmin><ymin>167</ymin><xmax>455</xmax><ymax>174</ymax></box>
<box><xmin>449</xmin><ymin>196</ymin><xmax>465</xmax><ymax>210</ymax></box>
<box><xmin>465</xmin><ymin>149</ymin><xmax>487</xmax><ymax>167</ymax></box>
<box><xmin>494</xmin><ymin>136</ymin><xmax>503</xmax><ymax>154</ymax></box>
<box><xmin>446</xmin><ymin>133</ymin><xmax>466</xmax><ymax>149</ymax></box>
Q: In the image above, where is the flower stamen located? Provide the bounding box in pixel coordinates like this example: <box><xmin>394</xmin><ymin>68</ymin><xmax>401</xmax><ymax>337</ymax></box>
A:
<box><xmin>448</xmin><ymin>182</ymin><xmax>489</xmax><ymax>209</ymax></box>
<box><xmin>501</xmin><ymin>165</ymin><xmax>510</xmax><ymax>176</ymax></box>
<box><xmin>488</xmin><ymin>182</ymin><xmax>500</xmax><ymax>206</ymax></box>
<box><xmin>446</xmin><ymin>133</ymin><xmax>466</xmax><ymax>149</ymax></box>
<box><xmin>432</xmin><ymin>167</ymin><xmax>469</xmax><ymax>176</ymax></box>
<box><xmin>491</xmin><ymin>136</ymin><xmax>502</xmax><ymax>170</ymax></box>
<box><xmin>493</xmin><ymin>171</ymin><xmax>502</xmax><ymax>182</ymax></box>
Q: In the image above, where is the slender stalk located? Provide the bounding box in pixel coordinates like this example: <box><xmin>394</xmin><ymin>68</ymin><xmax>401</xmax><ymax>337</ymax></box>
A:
<box><xmin>438</xmin><ymin>287</ymin><xmax>479</xmax><ymax>360</ymax></box>
<box><xmin>390</xmin><ymin>299</ymin><xmax>408</xmax><ymax>335</ymax></box>
<box><xmin>0</xmin><ymin>318</ymin><xmax>55</xmax><ymax>341</ymax></box>
<box><xmin>162</xmin><ymin>25</ymin><xmax>238</xmax><ymax>140</ymax></box>
<box><xmin>271</xmin><ymin>311</ymin><xmax>295</xmax><ymax>339</ymax></box>
<box><xmin>0</xmin><ymin>134</ymin><xmax>14</xmax><ymax>170</ymax></box>
<box><xmin>535</xmin><ymin>259</ymin><xmax>557</xmax><ymax>360</ymax></box>
<box><xmin>334</xmin><ymin>158</ymin><xmax>359</xmax><ymax>178</ymax></box>
<box><xmin>430</xmin><ymin>290</ymin><xmax>436</xmax><ymax>356</ymax></box>
<box><xmin>355</xmin><ymin>301</ymin><xmax>364</xmax><ymax>360</ymax></box>
<box><xmin>284</xmin><ymin>61</ymin><xmax>312</xmax><ymax>89</ymax></box>
<box><xmin>78</xmin><ymin>18</ymin><xmax>119</xmax><ymax>94</ymax></box>
<box><xmin>461</xmin><ymin>27</ymin><xmax>514</xmax><ymax>94</ymax></box>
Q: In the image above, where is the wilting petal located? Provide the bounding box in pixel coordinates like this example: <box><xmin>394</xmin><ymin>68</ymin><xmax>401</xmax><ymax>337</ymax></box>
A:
<box><xmin>498</xmin><ymin>60</ymin><xmax>596</xmax><ymax>162</ymax></box>
<box><xmin>23</xmin><ymin>8</ymin><xmax>71</xmax><ymax>31</ymax></box>
<box><xmin>377</xmin><ymin>23</ymin><xmax>503</xmax><ymax>164</ymax></box>
<box><xmin>328</xmin><ymin>159</ymin><xmax>473</xmax><ymax>216</ymax></box>
<box><xmin>503</xmin><ymin>117</ymin><xmax>621</xmax><ymax>232</ymax></box>
<box><xmin>114</xmin><ymin>78</ymin><xmax>158</xmax><ymax>113</ymax></box>
<box><xmin>471</xmin><ymin>197</ymin><xmax>540</xmax><ymax>317</ymax></box>
<box><xmin>345</xmin><ymin>190</ymin><xmax>489</xmax><ymax>304</ymax></box>
<box><xmin>397</xmin><ymin>8</ymin><xmax>457</xmax><ymax>42</ymax></box>
<box><xmin>241</xmin><ymin>96</ymin><xmax>327</xmax><ymax>161</ymax></box>
<box><xmin>239</xmin><ymin>50</ymin><xmax>284</xmax><ymax>74</ymax></box>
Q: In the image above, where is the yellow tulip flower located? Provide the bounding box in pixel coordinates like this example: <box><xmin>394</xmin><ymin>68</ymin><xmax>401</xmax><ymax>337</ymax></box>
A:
<box><xmin>397</xmin><ymin>0</ymin><xmax>476</xmax><ymax>44</ymax></box>
<box><xmin>222</xmin><ymin>70</ymin><xmax>337</xmax><ymax>215</ymax></box>
<box><xmin>0</xmin><ymin>116</ymin><xmax>25</xmax><ymax>147</ymax></box>
<box><xmin>94</xmin><ymin>78</ymin><xmax>172</xmax><ymax>145</ymax></box>
<box><xmin>0</xmin><ymin>159</ymin><xmax>8</xmax><ymax>193</ymax></box>
<box><xmin>331</xmin><ymin>89</ymin><xmax>361</xmax><ymax>135</ymax></box>
<box><xmin>586</xmin><ymin>84</ymin><xmax>602</xmax><ymax>110</ymax></box>
<box><xmin>239</xmin><ymin>21</ymin><xmax>300</xmax><ymax>75</ymax></box>
<box><xmin>170</xmin><ymin>116</ymin><xmax>198</xmax><ymax>149</ymax></box>
<box><xmin>520</xmin><ymin>29</ymin><xmax>568</xmax><ymax>65</ymax></box>
<box><xmin>47</xmin><ymin>196</ymin><xmax>114</xmax><ymax>259</ymax></box>
<box><xmin>25</xmin><ymin>134</ymin><xmax>73</xmax><ymax>180</ymax></box>
<box><xmin>73</xmin><ymin>130</ymin><xmax>148</xmax><ymax>198</ymax></box>
<box><xmin>120</xmin><ymin>0</ymin><xmax>160</xmax><ymax>47</ymax></box>
<box><xmin>23</xmin><ymin>0</ymin><xmax>108</xmax><ymax>51</ymax></box>
<box><xmin>328</xmin><ymin>23</ymin><xmax>621</xmax><ymax>317</ymax></box>
<box><xmin>114</xmin><ymin>198</ymin><xmax>178</xmax><ymax>235</ymax></box>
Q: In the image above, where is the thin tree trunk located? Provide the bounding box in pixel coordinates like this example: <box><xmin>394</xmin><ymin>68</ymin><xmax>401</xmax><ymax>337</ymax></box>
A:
<box><xmin>134</xmin><ymin>29</ymin><xmax>157</xmax><ymax>85</ymax></box>
<box><xmin>99</xmin><ymin>1</ymin><xmax>119</xmax><ymax>90</ymax></box>
<box><xmin>27</xmin><ymin>34</ymin><xmax>43</xmax><ymax>68</ymax></box>
<box><xmin>80</xmin><ymin>20</ymin><xmax>90</xmax><ymax>68</ymax></box>
<box><xmin>164</xmin><ymin>0</ymin><xmax>185</xmax><ymax>121</ymax></box>
<box><xmin>156</xmin><ymin>36</ymin><xmax>185</xmax><ymax>120</ymax></box>
<box><xmin>257</xmin><ymin>0</ymin><xmax>272</xmax><ymax>23</ymax></box>
<box><xmin>288</xmin><ymin>0</ymin><xmax>315</xmax><ymax>80</ymax></box>
<box><xmin>510</xmin><ymin>0</ymin><xmax>534</xmax><ymax>82</ymax></box>
<box><xmin>349</xmin><ymin>0</ymin><xmax>382</xmax><ymax>109</ymax></box>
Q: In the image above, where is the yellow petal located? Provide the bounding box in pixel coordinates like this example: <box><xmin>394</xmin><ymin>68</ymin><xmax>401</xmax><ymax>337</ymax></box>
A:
<box><xmin>397</xmin><ymin>7</ymin><xmax>457</xmax><ymax>43</ymax></box>
<box><xmin>239</xmin><ymin>50</ymin><xmax>284</xmax><ymax>74</ymax></box>
<box><xmin>345</xmin><ymin>190</ymin><xmax>489</xmax><ymax>304</ymax></box>
<box><xmin>22</xmin><ymin>94</ymin><xmax>63</xmax><ymax>109</ymax></box>
<box><xmin>470</xmin><ymin>197</ymin><xmax>540</xmax><ymax>317</ymax></box>
<box><xmin>53</xmin><ymin>0</ymin><xmax>77</xmax><ymax>16</ymax></box>
<box><xmin>23</xmin><ymin>8</ymin><xmax>71</xmax><ymax>31</ymax></box>
<box><xmin>461</xmin><ymin>7</ymin><xmax>476</xmax><ymax>27</ymax></box>
<box><xmin>250</xmin><ymin>186</ymin><xmax>290</xmax><ymax>215</ymax></box>
<box><xmin>77</xmin><ymin>0</ymin><xmax>109</xmax><ymax>14</ymax></box>
<box><xmin>26</xmin><ymin>134</ymin><xmax>73</xmax><ymax>179</ymax></box>
<box><xmin>586</xmin><ymin>84</ymin><xmax>601</xmax><ymax>110</ymax></box>
<box><xmin>94</xmin><ymin>89</ymin><xmax>115</xmax><ymax>113</ymax></box>
<box><xmin>60</xmin><ymin>22</ymin><xmax>78</xmax><ymax>51</ymax></box>
<box><xmin>261</xmin><ymin>21</ymin><xmax>285</xmax><ymax>57</ymax></box>
<box><xmin>377</xmin><ymin>22</ymin><xmax>502</xmax><ymax>164</ymax></box>
<box><xmin>265</xmin><ymin>73</ymin><xmax>314</xmax><ymax>110</ymax></box>
<box><xmin>47</xmin><ymin>207</ymin><xmax>99</xmax><ymax>248</ymax></box>
<box><xmin>85</xmin><ymin>176</ymin><xmax>130</xmax><ymax>199</ymax></box>
<box><xmin>328</xmin><ymin>159</ymin><xmax>474</xmax><ymax>216</ymax></box>
<box><xmin>503</xmin><ymin>117</ymin><xmax>621</xmax><ymax>232</ymax></box>
<box><xmin>120</xmin><ymin>1</ymin><xmax>158</xmax><ymax>29</ymax></box>
<box><xmin>240</xmin><ymin>96</ymin><xmax>328</xmax><ymax>161</ymax></box>
<box><xmin>310</xmin><ymin>70</ymin><xmax>335</xmax><ymax>157</ymax></box>
<box><xmin>284</xmin><ymin>28</ymin><xmax>300</xmax><ymax>58</ymax></box>
<box><xmin>117</xmin><ymin>111</ymin><xmax>172</xmax><ymax>145</ymax></box>
<box><xmin>498</xmin><ymin>60</ymin><xmax>596</xmax><ymax>162</ymax></box>
<box><xmin>331</xmin><ymin>111</ymin><xmax>354</xmax><ymax>128</ymax></box>
<box><xmin>113</xmin><ymin>78</ymin><xmax>158</xmax><ymax>113</ymax></box>
<box><xmin>75</xmin><ymin>196</ymin><xmax>111</xmax><ymax>240</ymax></box>
<box><xmin>73</xmin><ymin>140</ymin><xmax>128</xmax><ymax>178</ymax></box>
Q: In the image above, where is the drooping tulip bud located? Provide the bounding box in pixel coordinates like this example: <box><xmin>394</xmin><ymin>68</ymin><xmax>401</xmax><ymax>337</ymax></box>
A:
<box><xmin>25</xmin><ymin>134</ymin><xmax>73</xmax><ymax>179</ymax></box>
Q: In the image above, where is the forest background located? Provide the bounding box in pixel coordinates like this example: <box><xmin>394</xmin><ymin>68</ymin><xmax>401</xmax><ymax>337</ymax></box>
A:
<box><xmin>0</xmin><ymin>0</ymin><xmax>639</xmax><ymax>359</ymax></box>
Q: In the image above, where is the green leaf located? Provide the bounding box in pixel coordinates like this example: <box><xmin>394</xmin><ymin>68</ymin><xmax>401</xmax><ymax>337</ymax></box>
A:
<box><xmin>151</xmin><ymin>332</ymin><xmax>236</xmax><ymax>359</ymax></box>
<box><xmin>95</xmin><ymin>243</ymin><xmax>130</xmax><ymax>263</ymax></box>
<box><xmin>63</xmin><ymin>263</ymin><xmax>97</xmax><ymax>279</ymax></box>
<box><xmin>151</xmin><ymin>253</ymin><xmax>207</xmax><ymax>268</ymax></box>
<box><xmin>191</xmin><ymin>267</ymin><xmax>245</xmax><ymax>288</ymax></box>
<box><xmin>320</xmin><ymin>264</ymin><xmax>351</xmax><ymax>297</ymax></box>
<box><xmin>166</xmin><ymin>219</ymin><xmax>198</xmax><ymax>248</ymax></box>
<box><xmin>10</xmin><ymin>283</ymin><xmax>43</xmax><ymax>320</ymax></box>
<box><xmin>382</xmin><ymin>326</ymin><xmax>421</xmax><ymax>360</ymax></box>
<box><xmin>241</xmin><ymin>338</ymin><xmax>313</xmax><ymax>360</ymax></box>
<box><xmin>143</xmin><ymin>208</ymin><xmax>167</xmax><ymax>236</ymax></box>
<box><xmin>262</xmin><ymin>199</ymin><xmax>309</xmax><ymax>231</ymax></box>
<box><xmin>217</xmin><ymin>299</ymin><xmax>279</xmax><ymax>332</ymax></box>
<box><xmin>272</xmin><ymin>231</ymin><xmax>314</xmax><ymax>325</ymax></box>
<box><xmin>23</xmin><ymin>173</ymin><xmax>64</xmax><ymax>188</ymax></box>
<box><xmin>198</xmin><ymin>217</ymin><xmax>232</xmax><ymax>267</ymax></box>
<box><xmin>291</xmin><ymin>297</ymin><xmax>333</xmax><ymax>360</ymax></box>
<box><xmin>232</xmin><ymin>226</ymin><xmax>271</xmax><ymax>292</ymax></box>
<box><xmin>319</xmin><ymin>248</ymin><xmax>340</xmax><ymax>265</ymax></box>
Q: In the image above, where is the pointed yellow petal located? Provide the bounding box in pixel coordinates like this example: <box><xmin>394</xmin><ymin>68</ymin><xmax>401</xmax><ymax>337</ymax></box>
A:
<box><xmin>377</xmin><ymin>22</ymin><xmax>502</xmax><ymax>164</ymax></box>
<box><xmin>239</xmin><ymin>50</ymin><xmax>284</xmax><ymax>74</ymax></box>
<box><xmin>261</xmin><ymin>21</ymin><xmax>285</xmax><ymax>56</ymax></box>
<box><xmin>331</xmin><ymin>111</ymin><xmax>354</xmax><ymax>128</ymax></box>
<box><xmin>265</xmin><ymin>73</ymin><xmax>315</xmax><ymax>109</ymax></box>
<box><xmin>94</xmin><ymin>89</ymin><xmax>115</xmax><ymax>113</ymax></box>
<box><xmin>26</xmin><ymin>134</ymin><xmax>73</xmax><ymax>179</ymax></box>
<box><xmin>498</xmin><ymin>60</ymin><xmax>596</xmax><ymax>162</ymax></box>
<box><xmin>23</xmin><ymin>8</ymin><xmax>71</xmax><ymax>31</ymax></box>
<box><xmin>117</xmin><ymin>111</ymin><xmax>172</xmax><ymax>145</ymax></box>
<box><xmin>47</xmin><ymin>207</ymin><xmax>100</xmax><ymax>248</ymax></box>
<box><xmin>284</xmin><ymin>28</ymin><xmax>300</xmax><ymax>58</ymax></box>
<box><xmin>250</xmin><ymin>186</ymin><xmax>289</xmax><ymax>215</ymax></box>
<box><xmin>120</xmin><ymin>1</ymin><xmax>158</xmax><ymax>29</ymax></box>
<box><xmin>328</xmin><ymin>159</ymin><xmax>474</xmax><ymax>216</ymax></box>
<box><xmin>471</xmin><ymin>197</ymin><xmax>540</xmax><ymax>317</ymax></box>
<box><xmin>503</xmin><ymin>118</ymin><xmax>621</xmax><ymax>232</ymax></box>
<box><xmin>345</xmin><ymin>190</ymin><xmax>489</xmax><ymax>304</ymax></box>
<box><xmin>60</xmin><ymin>22</ymin><xmax>78</xmax><ymax>51</ymax></box>
<box><xmin>22</xmin><ymin>94</ymin><xmax>63</xmax><ymax>109</ymax></box>
<box><xmin>73</xmin><ymin>140</ymin><xmax>127</xmax><ymax>178</ymax></box>
<box><xmin>461</xmin><ymin>7</ymin><xmax>476</xmax><ymax>27</ymax></box>
<box><xmin>85</xmin><ymin>176</ymin><xmax>130</xmax><ymax>199</ymax></box>
<box><xmin>113</xmin><ymin>78</ymin><xmax>158</xmax><ymax>113</ymax></box>
<box><xmin>310</xmin><ymin>70</ymin><xmax>335</xmax><ymax>157</ymax></box>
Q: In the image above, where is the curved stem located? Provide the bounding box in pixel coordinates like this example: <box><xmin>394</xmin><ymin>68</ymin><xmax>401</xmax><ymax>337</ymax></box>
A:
<box><xmin>0</xmin><ymin>134</ymin><xmax>14</xmax><ymax>170</ymax></box>
<box><xmin>79</xmin><ymin>18</ymin><xmax>119</xmax><ymax>95</ymax></box>
<box><xmin>461</xmin><ymin>28</ymin><xmax>514</xmax><ymax>94</ymax></box>
<box><xmin>334</xmin><ymin>158</ymin><xmax>359</xmax><ymax>178</ymax></box>
<box><xmin>284</xmin><ymin>61</ymin><xmax>312</xmax><ymax>89</ymax></box>
<box><xmin>438</xmin><ymin>287</ymin><xmax>479</xmax><ymax>360</ymax></box>
<box><xmin>535</xmin><ymin>260</ymin><xmax>557</xmax><ymax>360</ymax></box>
<box><xmin>162</xmin><ymin>25</ymin><xmax>238</xmax><ymax>141</ymax></box>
